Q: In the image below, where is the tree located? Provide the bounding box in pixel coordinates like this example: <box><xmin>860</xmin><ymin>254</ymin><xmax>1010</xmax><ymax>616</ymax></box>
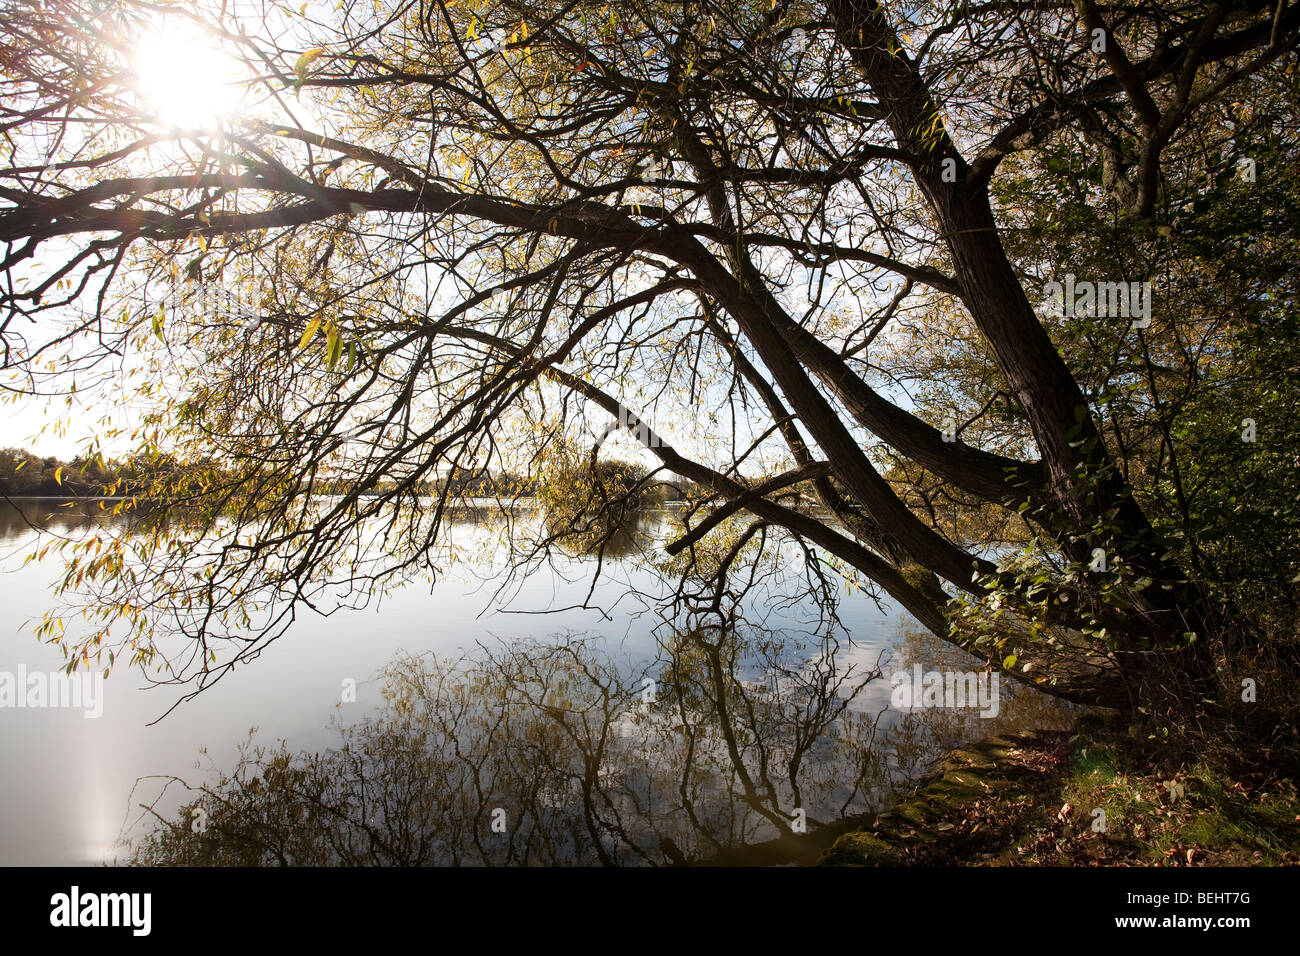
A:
<box><xmin>1</xmin><ymin>0</ymin><xmax>1296</xmax><ymax>710</ymax></box>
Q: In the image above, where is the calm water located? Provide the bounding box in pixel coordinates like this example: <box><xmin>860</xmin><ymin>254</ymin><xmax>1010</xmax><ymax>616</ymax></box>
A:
<box><xmin>0</xmin><ymin>498</ymin><xmax>1070</xmax><ymax>865</ymax></box>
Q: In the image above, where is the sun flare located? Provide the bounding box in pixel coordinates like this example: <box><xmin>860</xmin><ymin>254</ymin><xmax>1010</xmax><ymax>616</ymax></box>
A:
<box><xmin>134</xmin><ymin>24</ymin><xmax>246</xmax><ymax>129</ymax></box>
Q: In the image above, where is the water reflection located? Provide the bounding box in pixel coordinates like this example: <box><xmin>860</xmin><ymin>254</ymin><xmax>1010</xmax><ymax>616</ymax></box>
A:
<box><xmin>123</xmin><ymin>626</ymin><xmax>1075</xmax><ymax>866</ymax></box>
<box><xmin>0</xmin><ymin>497</ymin><xmax>124</xmax><ymax>537</ymax></box>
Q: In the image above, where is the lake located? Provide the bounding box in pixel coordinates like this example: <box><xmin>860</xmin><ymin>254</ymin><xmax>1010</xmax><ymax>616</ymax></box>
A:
<box><xmin>0</xmin><ymin>498</ymin><xmax>1073</xmax><ymax>865</ymax></box>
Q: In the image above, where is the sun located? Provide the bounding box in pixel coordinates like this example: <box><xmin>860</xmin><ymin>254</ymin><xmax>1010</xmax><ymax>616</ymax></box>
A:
<box><xmin>133</xmin><ymin>23</ymin><xmax>246</xmax><ymax>129</ymax></box>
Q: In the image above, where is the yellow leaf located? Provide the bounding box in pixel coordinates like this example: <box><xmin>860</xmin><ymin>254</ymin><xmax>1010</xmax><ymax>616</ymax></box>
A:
<box><xmin>54</xmin><ymin>466</ymin><xmax>63</xmax><ymax>486</ymax></box>
<box><xmin>299</xmin><ymin>314</ymin><xmax>323</xmax><ymax>350</ymax></box>
<box><xmin>295</xmin><ymin>48</ymin><xmax>325</xmax><ymax>85</ymax></box>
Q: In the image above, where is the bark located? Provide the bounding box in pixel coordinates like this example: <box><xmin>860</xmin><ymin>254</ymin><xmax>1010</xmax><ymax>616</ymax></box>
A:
<box><xmin>826</xmin><ymin>0</ymin><xmax>1217</xmax><ymax>647</ymax></box>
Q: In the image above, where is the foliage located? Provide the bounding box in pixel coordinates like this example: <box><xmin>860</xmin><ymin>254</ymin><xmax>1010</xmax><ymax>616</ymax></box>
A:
<box><xmin>0</xmin><ymin>0</ymin><xmax>1296</xmax><ymax>717</ymax></box>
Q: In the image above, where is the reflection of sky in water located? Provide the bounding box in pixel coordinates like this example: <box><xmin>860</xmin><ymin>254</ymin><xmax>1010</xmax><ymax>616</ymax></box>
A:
<box><xmin>0</xmin><ymin>500</ymin><xmax>1067</xmax><ymax>864</ymax></box>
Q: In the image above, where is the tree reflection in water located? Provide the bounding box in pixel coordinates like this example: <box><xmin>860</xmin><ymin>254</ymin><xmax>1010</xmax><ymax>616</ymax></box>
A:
<box><xmin>123</xmin><ymin>626</ymin><xmax>1075</xmax><ymax>865</ymax></box>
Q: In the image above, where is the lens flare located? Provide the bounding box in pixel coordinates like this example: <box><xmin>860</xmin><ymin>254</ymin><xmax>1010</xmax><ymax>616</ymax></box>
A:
<box><xmin>134</xmin><ymin>23</ymin><xmax>245</xmax><ymax>128</ymax></box>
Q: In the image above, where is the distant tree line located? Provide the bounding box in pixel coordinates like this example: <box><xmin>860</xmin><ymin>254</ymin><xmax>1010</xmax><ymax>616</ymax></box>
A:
<box><xmin>0</xmin><ymin>447</ymin><xmax>149</xmax><ymax>497</ymax></box>
<box><xmin>0</xmin><ymin>447</ymin><xmax>706</xmax><ymax>503</ymax></box>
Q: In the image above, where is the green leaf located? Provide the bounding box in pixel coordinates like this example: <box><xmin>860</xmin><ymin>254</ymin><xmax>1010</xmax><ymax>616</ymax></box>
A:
<box><xmin>1002</xmin><ymin>654</ymin><xmax>1017</xmax><ymax>670</ymax></box>
<box><xmin>326</xmin><ymin>324</ymin><xmax>342</xmax><ymax>369</ymax></box>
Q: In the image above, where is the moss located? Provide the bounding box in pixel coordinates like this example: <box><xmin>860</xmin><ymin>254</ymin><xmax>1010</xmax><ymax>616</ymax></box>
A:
<box><xmin>818</xmin><ymin>731</ymin><xmax>1069</xmax><ymax>865</ymax></box>
<box><xmin>821</xmin><ymin>832</ymin><xmax>899</xmax><ymax>867</ymax></box>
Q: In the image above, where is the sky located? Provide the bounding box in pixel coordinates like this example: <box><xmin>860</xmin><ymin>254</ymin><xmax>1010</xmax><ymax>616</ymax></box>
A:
<box><xmin>1</xmin><ymin>0</ymin><xmax>921</xmax><ymax>471</ymax></box>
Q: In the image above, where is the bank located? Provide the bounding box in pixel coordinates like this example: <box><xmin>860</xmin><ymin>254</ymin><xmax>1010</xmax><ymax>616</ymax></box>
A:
<box><xmin>817</xmin><ymin>720</ymin><xmax>1299</xmax><ymax>866</ymax></box>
